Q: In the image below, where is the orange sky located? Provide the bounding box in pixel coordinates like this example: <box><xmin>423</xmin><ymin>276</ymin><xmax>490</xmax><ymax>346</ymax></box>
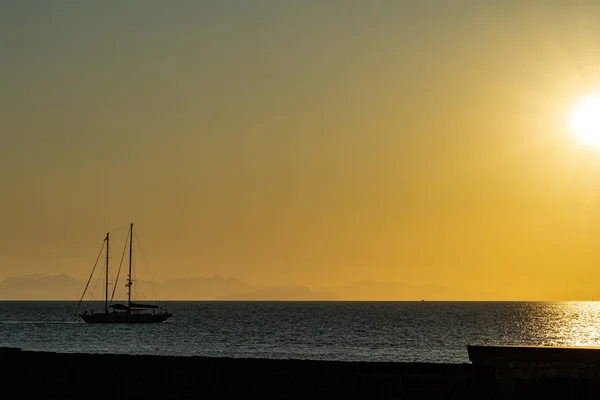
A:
<box><xmin>3</xmin><ymin>1</ymin><xmax>600</xmax><ymax>299</ymax></box>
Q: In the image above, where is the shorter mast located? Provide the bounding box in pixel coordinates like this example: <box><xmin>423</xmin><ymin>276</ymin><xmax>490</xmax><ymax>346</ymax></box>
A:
<box><xmin>128</xmin><ymin>223</ymin><xmax>133</xmax><ymax>310</ymax></box>
<box><xmin>105</xmin><ymin>232</ymin><xmax>109</xmax><ymax>315</ymax></box>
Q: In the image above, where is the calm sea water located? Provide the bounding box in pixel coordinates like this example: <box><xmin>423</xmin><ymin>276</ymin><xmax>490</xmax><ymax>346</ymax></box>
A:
<box><xmin>2</xmin><ymin>301</ymin><xmax>600</xmax><ymax>363</ymax></box>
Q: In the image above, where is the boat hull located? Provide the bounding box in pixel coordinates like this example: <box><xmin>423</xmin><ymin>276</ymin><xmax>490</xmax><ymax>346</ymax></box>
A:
<box><xmin>80</xmin><ymin>312</ymin><xmax>172</xmax><ymax>324</ymax></box>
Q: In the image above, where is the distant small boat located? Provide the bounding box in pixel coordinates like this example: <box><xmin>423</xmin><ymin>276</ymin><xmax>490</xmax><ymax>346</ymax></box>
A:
<box><xmin>75</xmin><ymin>223</ymin><xmax>172</xmax><ymax>324</ymax></box>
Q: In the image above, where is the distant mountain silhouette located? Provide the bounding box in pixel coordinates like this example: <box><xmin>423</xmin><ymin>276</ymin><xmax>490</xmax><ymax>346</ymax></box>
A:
<box><xmin>157</xmin><ymin>275</ymin><xmax>254</xmax><ymax>300</ymax></box>
<box><xmin>0</xmin><ymin>274</ymin><xmax>84</xmax><ymax>300</ymax></box>
<box><xmin>0</xmin><ymin>274</ymin><xmax>254</xmax><ymax>301</ymax></box>
<box><xmin>0</xmin><ymin>274</ymin><xmax>490</xmax><ymax>301</ymax></box>
<box><xmin>218</xmin><ymin>284</ymin><xmax>338</xmax><ymax>301</ymax></box>
<box><xmin>331</xmin><ymin>280</ymin><xmax>488</xmax><ymax>301</ymax></box>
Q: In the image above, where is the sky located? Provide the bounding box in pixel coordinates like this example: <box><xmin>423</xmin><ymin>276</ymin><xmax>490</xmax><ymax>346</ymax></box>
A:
<box><xmin>3</xmin><ymin>1</ymin><xmax>600</xmax><ymax>300</ymax></box>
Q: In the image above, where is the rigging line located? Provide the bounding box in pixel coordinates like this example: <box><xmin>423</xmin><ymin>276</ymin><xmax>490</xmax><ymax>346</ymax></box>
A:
<box><xmin>129</xmin><ymin>251</ymin><xmax>139</xmax><ymax>301</ymax></box>
<box><xmin>132</xmin><ymin>263</ymin><xmax>145</xmax><ymax>302</ymax></box>
<box><xmin>138</xmin><ymin>285</ymin><xmax>149</xmax><ymax>303</ymax></box>
<box><xmin>135</xmin><ymin>265</ymin><xmax>150</xmax><ymax>302</ymax></box>
<box><xmin>74</xmin><ymin>239</ymin><xmax>105</xmax><ymax>316</ymax></box>
<box><xmin>130</xmin><ymin>264</ymin><xmax>140</xmax><ymax>302</ymax></box>
<box><xmin>134</xmin><ymin>230</ymin><xmax>162</xmax><ymax>303</ymax></box>
<box><xmin>131</xmin><ymin>263</ymin><xmax>151</xmax><ymax>303</ymax></box>
<box><xmin>109</xmin><ymin>224</ymin><xmax>130</xmax><ymax>234</ymax></box>
<box><xmin>89</xmin><ymin>263</ymin><xmax>104</xmax><ymax>304</ymax></box>
<box><xmin>109</xmin><ymin>232</ymin><xmax>129</xmax><ymax>306</ymax></box>
<box><xmin>135</xmin><ymin>269</ymin><xmax>144</xmax><ymax>301</ymax></box>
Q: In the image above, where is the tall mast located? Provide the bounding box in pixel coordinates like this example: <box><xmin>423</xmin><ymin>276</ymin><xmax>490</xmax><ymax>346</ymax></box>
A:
<box><xmin>128</xmin><ymin>223</ymin><xmax>133</xmax><ymax>309</ymax></box>
<box><xmin>105</xmin><ymin>232</ymin><xmax>109</xmax><ymax>314</ymax></box>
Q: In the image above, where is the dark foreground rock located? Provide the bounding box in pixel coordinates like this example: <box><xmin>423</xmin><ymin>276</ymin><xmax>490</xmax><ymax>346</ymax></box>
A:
<box><xmin>4</xmin><ymin>345</ymin><xmax>600</xmax><ymax>399</ymax></box>
<box><xmin>0</xmin><ymin>347</ymin><xmax>481</xmax><ymax>399</ymax></box>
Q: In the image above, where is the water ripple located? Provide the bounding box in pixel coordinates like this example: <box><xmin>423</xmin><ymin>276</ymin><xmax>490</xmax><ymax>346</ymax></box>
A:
<box><xmin>2</xmin><ymin>301</ymin><xmax>600</xmax><ymax>363</ymax></box>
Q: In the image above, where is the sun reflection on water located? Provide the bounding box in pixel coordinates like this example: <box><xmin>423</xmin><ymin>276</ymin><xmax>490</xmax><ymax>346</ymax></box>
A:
<box><xmin>519</xmin><ymin>302</ymin><xmax>600</xmax><ymax>347</ymax></box>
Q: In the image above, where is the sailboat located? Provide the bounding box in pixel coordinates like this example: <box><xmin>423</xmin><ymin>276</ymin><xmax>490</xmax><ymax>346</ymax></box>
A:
<box><xmin>76</xmin><ymin>223</ymin><xmax>172</xmax><ymax>323</ymax></box>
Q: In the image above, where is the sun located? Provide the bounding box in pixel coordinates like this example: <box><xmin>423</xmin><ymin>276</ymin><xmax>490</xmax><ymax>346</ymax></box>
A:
<box><xmin>569</xmin><ymin>92</ymin><xmax>600</xmax><ymax>147</ymax></box>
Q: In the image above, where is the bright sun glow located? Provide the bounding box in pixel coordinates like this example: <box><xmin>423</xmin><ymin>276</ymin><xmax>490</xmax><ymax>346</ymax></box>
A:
<box><xmin>569</xmin><ymin>92</ymin><xmax>600</xmax><ymax>147</ymax></box>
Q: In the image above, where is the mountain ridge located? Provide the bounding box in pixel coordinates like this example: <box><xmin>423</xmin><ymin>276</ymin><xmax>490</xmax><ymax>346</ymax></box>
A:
<box><xmin>0</xmin><ymin>273</ymin><xmax>490</xmax><ymax>301</ymax></box>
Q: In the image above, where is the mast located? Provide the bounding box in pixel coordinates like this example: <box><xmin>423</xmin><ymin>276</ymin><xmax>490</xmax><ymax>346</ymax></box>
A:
<box><xmin>105</xmin><ymin>232</ymin><xmax>109</xmax><ymax>314</ymax></box>
<box><xmin>128</xmin><ymin>223</ymin><xmax>133</xmax><ymax>309</ymax></box>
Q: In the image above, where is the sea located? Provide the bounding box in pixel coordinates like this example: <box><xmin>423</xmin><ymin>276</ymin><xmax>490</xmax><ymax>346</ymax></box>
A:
<box><xmin>2</xmin><ymin>301</ymin><xmax>600</xmax><ymax>364</ymax></box>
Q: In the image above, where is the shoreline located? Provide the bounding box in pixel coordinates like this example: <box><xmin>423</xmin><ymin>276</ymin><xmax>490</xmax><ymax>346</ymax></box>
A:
<box><xmin>4</xmin><ymin>346</ymin><xmax>600</xmax><ymax>398</ymax></box>
<box><xmin>0</xmin><ymin>347</ymin><xmax>478</xmax><ymax>399</ymax></box>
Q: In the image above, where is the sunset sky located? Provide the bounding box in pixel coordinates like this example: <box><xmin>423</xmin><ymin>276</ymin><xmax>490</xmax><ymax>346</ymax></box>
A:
<box><xmin>4</xmin><ymin>1</ymin><xmax>600</xmax><ymax>300</ymax></box>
